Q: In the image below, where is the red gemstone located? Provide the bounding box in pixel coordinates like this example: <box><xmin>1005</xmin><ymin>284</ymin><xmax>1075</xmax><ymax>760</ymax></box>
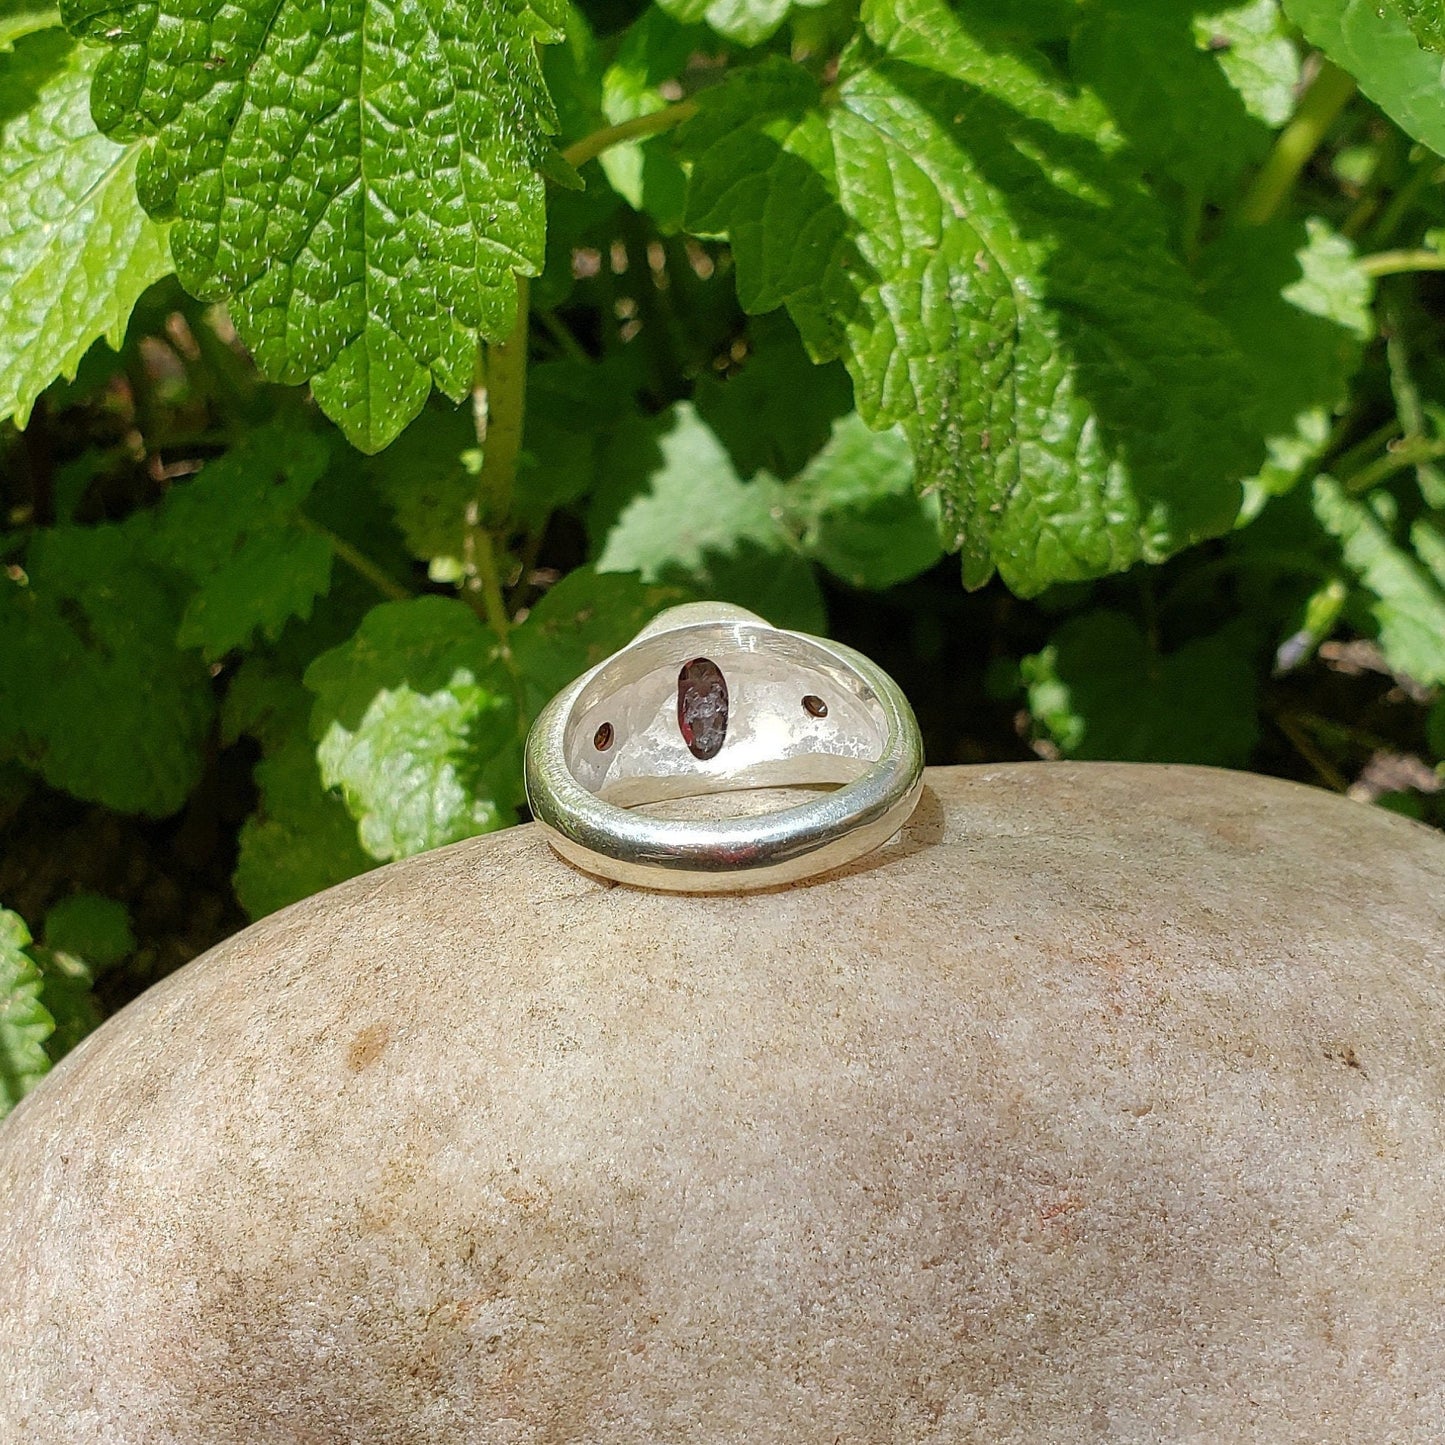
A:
<box><xmin>678</xmin><ymin>657</ymin><xmax>728</xmax><ymax>760</ymax></box>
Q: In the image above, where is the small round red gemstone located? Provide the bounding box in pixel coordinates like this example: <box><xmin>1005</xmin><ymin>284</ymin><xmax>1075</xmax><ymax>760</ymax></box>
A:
<box><xmin>593</xmin><ymin>722</ymin><xmax>614</xmax><ymax>751</ymax></box>
<box><xmin>802</xmin><ymin>694</ymin><xmax>828</xmax><ymax>718</ymax></box>
<box><xmin>678</xmin><ymin>657</ymin><xmax>728</xmax><ymax>760</ymax></box>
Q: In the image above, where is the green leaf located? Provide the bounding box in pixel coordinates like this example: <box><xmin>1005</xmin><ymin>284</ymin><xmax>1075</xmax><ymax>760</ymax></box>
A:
<box><xmin>365</xmin><ymin>404</ymin><xmax>477</xmax><ymax>571</ymax></box>
<box><xmin>0</xmin><ymin>522</ymin><xmax>213</xmax><ymax>814</ymax></box>
<box><xmin>62</xmin><ymin>0</ymin><xmax>568</xmax><ymax>451</ymax></box>
<box><xmin>32</xmin><ymin>944</ymin><xmax>101</xmax><ymax>1062</ymax></box>
<box><xmin>1389</xmin><ymin>0</ymin><xmax>1445</xmax><ymax>54</ymax></box>
<box><xmin>1194</xmin><ymin>0</ymin><xmax>1302</xmax><ymax>127</ymax></box>
<box><xmin>681</xmin><ymin>0</ymin><xmax>1260</xmax><ymax>594</ymax></box>
<box><xmin>1312</xmin><ymin>476</ymin><xmax>1445</xmax><ymax>685</ymax></box>
<box><xmin>788</xmin><ymin>413</ymin><xmax>943</xmax><ymax>590</ymax></box>
<box><xmin>1022</xmin><ymin>610</ymin><xmax>1260</xmax><ymax>765</ymax></box>
<box><xmin>590</xmin><ymin>402</ymin><xmax>827</xmax><ymax>633</ymax></box>
<box><xmin>1283</xmin><ymin>0</ymin><xmax>1445</xmax><ymax>156</ymax></box>
<box><xmin>305</xmin><ymin>597</ymin><xmax>517</xmax><ymax>862</ymax></box>
<box><xmin>0</xmin><ymin>30</ymin><xmax>171</xmax><ymax>427</ymax></box>
<box><xmin>1200</xmin><ymin>218</ymin><xmax>1373</xmax><ymax>501</ymax></box>
<box><xmin>511</xmin><ymin>566</ymin><xmax>687</xmax><ymax>708</ymax></box>
<box><xmin>0</xmin><ymin>907</ymin><xmax>52</xmax><ymax>1114</ymax></box>
<box><xmin>693</xmin><ymin>311</ymin><xmax>854</xmax><ymax>480</ymax></box>
<box><xmin>596</xmin><ymin>8</ymin><xmax>697</xmax><ymax>224</ymax></box>
<box><xmin>655</xmin><ymin>0</ymin><xmax>828</xmax><ymax>46</ymax></box>
<box><xmin>42</xmin><ymin>893</ymin><xmax>133</xmax><ymax>969</ymax></box>
<box><xmin>151</xmin><ymin>417</ymin><xmax>335</xmax><ymax>660</ymax></box>
<box><xmin>1070</xmin><ymin>0</ymin><xmax>1276</xmax><ymax>194</ymax></box>
<box><xmin>225</xmin><ymin>664</ymin><xmax>374</xmax><ymax>919</ymax></box>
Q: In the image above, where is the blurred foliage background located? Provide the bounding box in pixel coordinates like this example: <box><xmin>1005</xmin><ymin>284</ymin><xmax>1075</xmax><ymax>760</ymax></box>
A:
<box><xmin>3</xmin><ymin>0</ymin><xmax>1445</xmax><ymax>1108</ymax></box>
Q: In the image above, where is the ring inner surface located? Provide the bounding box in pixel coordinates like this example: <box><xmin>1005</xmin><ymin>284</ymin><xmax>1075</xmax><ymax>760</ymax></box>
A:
<box><xmin>563</xmin><ymin>625</ymin><xmax>887</xmax><ymax>806</ymax></box>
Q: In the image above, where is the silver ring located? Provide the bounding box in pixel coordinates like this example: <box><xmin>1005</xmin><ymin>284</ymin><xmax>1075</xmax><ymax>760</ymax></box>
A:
<box><xmin>523</xmin><ymin>602</ymin><xmax>925</xmax><ymax>891</ymax></box>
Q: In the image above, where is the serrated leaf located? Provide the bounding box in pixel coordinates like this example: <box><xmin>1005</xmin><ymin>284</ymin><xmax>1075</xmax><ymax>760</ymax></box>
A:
<box><xmin>63</xmin><ymin>0</ymin><xmax>568</xmax><ymax>451</ymax></box>
<box><xmin>0</xmin><ymin>907</ymin><xmax>52</xmax><ymax>1113</ymax></box>
<box><xmin>1283</xmin><ymin>0</ymin><xmax>1445</xmax><ymax>156</ymax></box>
<box><xmin>511</xmin><ymin>566</ymin><xmax>686</xmax><ymax>708</ymax></box>
<box><xmin>591</xmin><ymin>402</ymin><xmax>827</xmax><ymax>633</ymax></box>
<box><xmin>787</xmin><ymin>413</ymin><xmax>943</xmax><ymax>590</ymax></box>
<box><xmin>1313</xmin><ymin>476</ymin><xmax>1445</xmax><ymax>686</ymax></box>
<box><xmin>305</xmin><ymin>597</ymin><xmax>517</xmax><ymax>861</ymax></box>
<box><xmin>1022</xmin><ymin>610</ymin><xmax>1260</xmax><ymax>765</ymax></box>
<box><xmin>0</xmin><ymin>523</ymin><xmax>213</xmax><ymax>814</ymax></box>
<box><xmin>1200</xmin><ymin>218</ymin><xmax>1373</xmax><ymax>500</ymax></box>
<box><xmin>1071</xmin><ymin>0</ymin><xmax>1275</xmax><ymax>193</ymax></box>
<box><xmin>0</xmin><ymin>30</ymin><xmax>171</xmax><ymax>427</ymax></box>
<box><xmin>681</xmin><ymin>0</ymin><xmax>1260</xmax><ymax>594</ymax></box>
<box><xmin>151</xmin><ymin>417</ymin><xmax>335</xmax><ymax>660</ymax></box>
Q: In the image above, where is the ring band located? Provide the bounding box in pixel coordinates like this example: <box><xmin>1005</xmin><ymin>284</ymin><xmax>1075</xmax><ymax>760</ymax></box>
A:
<box><xmin>523</xmin><ymin>603</ymin><xmax>925</xmax><ymax>891</ymax></box>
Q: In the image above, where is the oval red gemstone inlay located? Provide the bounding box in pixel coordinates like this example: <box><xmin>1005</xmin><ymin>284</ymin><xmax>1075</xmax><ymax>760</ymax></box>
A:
<box><xmin>677</xmin><ymin>657</ymin><xmax>728</xmax><ymax>760</ymax></box>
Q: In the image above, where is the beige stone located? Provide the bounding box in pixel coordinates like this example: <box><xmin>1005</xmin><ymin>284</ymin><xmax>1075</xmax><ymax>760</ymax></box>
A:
<box><xmin>3</xmin><ymin>763</ymin><xmax>1445</xmax><ymax>1443</ymax></box>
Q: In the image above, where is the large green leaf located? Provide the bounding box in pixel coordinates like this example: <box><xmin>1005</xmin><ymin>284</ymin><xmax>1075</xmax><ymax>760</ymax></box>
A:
<box><xmin>224</xmin><ymin>662</ymin><xmax>374</xmax><ymax>918</ymax></box>
<box><xmin>150</xmin><ymin>416</ymin><xmax>336</xmax><ymax>660</ymax></box>
<box><xmin>1200</xmin><ymin>218</ymin><xmax>1373</xmax><ymax>501</ymax></box>
<box><xmin>1390</xmin><ymin>0</ymin><xmax>1445</xmax><ymax>54</ymax></box>
<box><xmin>62</xmin><ymin>0</ymin><xmax>568</xmax><ymax>451</ymax></box>
<box><xmin>0</xmin><ymin>523</ymin><xmax>214</xmax><ymax>814</ymax></box>
<box><xmin>0</xmin><ymin>29</ymin><xmax>171</xmax><ymax>427</ymax></box>
<box><xmin>681</xmin><ymin>0</ymin><xmax>1260</xmax><ymax>594</ymax></box>
<box><xmin>304</xmin><ymin>597</ymin><xmax>518</xmax><ymax>862</ymax></box>
<box><xmin>0</xmin><ymin>907</ymin><xmax>52</xmax><ymax>1115</ymax></box>
<box><xmin>1022</xmin><ymin>610</ymin><xmax>1261</xmax><ymax>765</ymax></box>
<box><xmin>590</xmin><ymin>402</ymin><xmax>828</xmax><ymax>633</ymax></box>
<box><xmin>1284</xmin><ymin>0</ymin><xmax>1445</xmax><ymax>155</ymax></box>
<box><xmin>1070</xmin><ymin>0</ymin><xmax>1279</xmax><ymax>194</ymax></box>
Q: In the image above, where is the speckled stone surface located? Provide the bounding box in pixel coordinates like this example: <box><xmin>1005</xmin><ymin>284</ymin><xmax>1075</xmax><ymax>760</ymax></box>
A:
<box><xmin>3</xmin><ymin>764</ymin><xmax>1445</xmax><ymax>1443</ymax></box>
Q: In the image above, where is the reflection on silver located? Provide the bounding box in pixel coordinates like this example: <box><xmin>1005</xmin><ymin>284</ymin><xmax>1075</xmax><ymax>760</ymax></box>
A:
<box><xmin>524</xmin><ymin>603</ymin><xmax>925</xmax><ymax>892</ymax></box>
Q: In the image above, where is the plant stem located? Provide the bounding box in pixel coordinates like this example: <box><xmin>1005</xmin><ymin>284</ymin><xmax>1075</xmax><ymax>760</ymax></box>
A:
<box><xmin>1344</xmin><ymin>436</ymin><xmax>1445</xmax><ymax>494</ymax></box>
<box><xmin>464</xmin><ymin>279</ymin><xmax>533</xmax><ymax>725</ymax></box>
<box><xmin>297</xmin><ymin>516</ymin><xmax>412</xmax><ymax>601</ymax></box>
<box><xmin>1237</xmin><ymin>59</ymin><xmax>1356</xmax><ymax>227</ymax></box>
<box><xmin>1358</xmin><ymin>248</ymin><xmax>1445</xmax><ymax>278</ymax></box>
<box><xmin>561</xmin><ymin>101</ymin><xmax>699</xmax><ymax>171</ymax></box>
<box><xmin>1271</xmin><ymin>710</ymin><xmax>1350</xmax><ymax>793</ymax></box>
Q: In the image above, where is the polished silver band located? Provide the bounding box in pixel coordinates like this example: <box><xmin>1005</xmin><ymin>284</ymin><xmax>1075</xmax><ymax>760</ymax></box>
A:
<box><xmin>523</xmin><ymin>603</ymin><xmax>925</xmax><ymax>891</ymax></box>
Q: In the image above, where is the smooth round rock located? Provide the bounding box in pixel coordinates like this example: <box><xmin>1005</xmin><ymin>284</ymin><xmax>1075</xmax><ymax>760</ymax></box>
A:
<box><xmin>3</xmin><ymin>764</ymin><xmax>1445</xmax><ymax>1442</ymax></box>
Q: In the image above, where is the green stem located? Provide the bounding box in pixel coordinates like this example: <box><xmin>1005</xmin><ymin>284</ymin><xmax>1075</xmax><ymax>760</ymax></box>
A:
<box><xmin>464</xmin><ymin>279</ymin><xmax>531</xmax><ymax>723</ymax></box>
<box><xmin>297</xmin><ymin>516</ymin><xmax>412</xmax><ymax>601</ymax></box>
<box><xmin>1344</xmin><ymin>436</ymin><xmax>1445</xmax><ymax>494</ymax></box>
<box><xmin>1358</xmin><ymin>248</ymin><xmax>1445</xmax><ymax>278</ymax></box>
<box><xmin>1237</xmin><ymin>60</ymin><xmax>1356</xmax><ymax>227</ymax></box>
<box><xmin>561</xmin><ymin>101</ymin><xmax>699</xmax><ymax>171</ymax></box>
